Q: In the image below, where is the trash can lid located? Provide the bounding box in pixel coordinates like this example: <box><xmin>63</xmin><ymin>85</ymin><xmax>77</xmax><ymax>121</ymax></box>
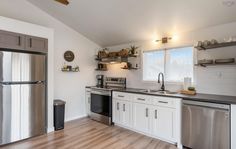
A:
<box><xmin>54</xmin><ymin>99</ymin><xmax>66</xmax><ymax>106</ymax></box>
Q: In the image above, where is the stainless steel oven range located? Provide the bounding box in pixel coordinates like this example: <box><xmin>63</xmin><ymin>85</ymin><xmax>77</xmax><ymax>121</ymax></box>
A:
<box><xmin>90</xmin><ymin>77</ymin><xmax>126</xmax><ymax>125</ymax></box>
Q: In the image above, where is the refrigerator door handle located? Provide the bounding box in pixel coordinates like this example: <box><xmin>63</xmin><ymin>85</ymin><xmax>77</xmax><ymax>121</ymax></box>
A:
<box><xmin>0</xmin><ymin>81</ymin><xmax>45</xmax><ymax>85</ymax></box>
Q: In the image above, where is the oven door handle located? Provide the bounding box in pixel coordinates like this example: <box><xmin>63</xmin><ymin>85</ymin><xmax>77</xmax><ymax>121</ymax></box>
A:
<box><xmin>91</xmin><ymin>91</ymin><xmax>111</xmax><ymax>96</ymax></box>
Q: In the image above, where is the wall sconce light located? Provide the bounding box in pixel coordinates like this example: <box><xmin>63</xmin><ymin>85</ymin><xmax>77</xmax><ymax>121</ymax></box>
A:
<box><xmin>156</xmin><ymin>37</ymin><xmax>172</xmax><ymax>44</ymax></box>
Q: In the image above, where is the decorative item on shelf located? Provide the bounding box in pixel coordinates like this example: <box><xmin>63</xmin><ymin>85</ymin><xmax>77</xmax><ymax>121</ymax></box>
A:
<box><xmin>118</xmin><ymin>49</ymin><xmax>129</xmax><ymax>57</ymax></box>
<box><xmin>64</xmin><ymin>50</ymin><xmax>75</xmax><ymax>62</ymax></box>
<box><xmin>108</xmin><ymin>52</ymin><xmax>118</xmax><ymax>57</ymax></box>
<box><xmin>198</xmin><ymin>59</ymin><xmax>214</xmax><ymax>65</ymax></box>
<box><xmin>215</xmin><ymin>58</ymin><xmax>235</xmax><ymax>64</ymax></box>
<box><xmin>95</xmin><ymin>63</ymin><xmax>108</xmax><ymax>71</ymax></box>
<box><xmin>210</xmin><ymin>39</ymin><xmax>218</xmax><ymax>45</ymax></box>
<box><xmin>97</xmin><ymin>48</ymin><xmax>109</xmax><ymax>59</ymax></box>
<box><xmin>61</xmin><ymin>65</ymin><xmax>79</xmax><ymax>72</ymax></box>
<box><xmin>203</xmin><ymin>40</ymin><xmax>211</xmax><ymax>47</ymax></box>
<box><xmin>195</xmin><ymin>38</ymin><xmax>236</xmax><ymax>50</ymax></box>
<box><xmin>129</xmin><ymin>45</ymin><xmax>139</xmax><ymax>55</ymax></box>
<box><xmin>121</xmin><ymin>62</ymin><xmax>138</xmax><ymax>70</ymax></box>
<box><xmin>196</xmin><ymin>58</ymin><xmax>236</xmax><ymax>67</ymax></box>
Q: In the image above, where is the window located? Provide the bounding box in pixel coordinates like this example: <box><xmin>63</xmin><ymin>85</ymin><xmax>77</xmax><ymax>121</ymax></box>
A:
<box><xmin>143</xmin><ymin>47</ymin><xmax>193</xmax><ymax>82</ymax></box>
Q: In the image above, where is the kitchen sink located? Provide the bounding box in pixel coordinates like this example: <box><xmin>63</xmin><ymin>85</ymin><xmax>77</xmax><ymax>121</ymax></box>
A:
<box><xmin>142</xmin><ymin>89</ymin><xmax>178</xmax><ymax>95</ymax></box>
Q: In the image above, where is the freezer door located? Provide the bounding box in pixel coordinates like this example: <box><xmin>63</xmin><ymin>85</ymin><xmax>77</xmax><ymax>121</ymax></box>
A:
<box><xmin>0</xmin><ymin>51</ymin><xmax>21</xmax><ymax>82</ymax></box>
<box><xmin>21</xmin><ymin>53</ymin><xmax>46</xmax><ymax>82</ymax></box>
<box><xmin>0</xmin><ymin>83</ymin><xmax>46</xmax><ymax>145</ymax></box>
<box><xmin>0</xmin><ymin>51</ymin><xmax>46</xmax><ymax>82</ymax></box>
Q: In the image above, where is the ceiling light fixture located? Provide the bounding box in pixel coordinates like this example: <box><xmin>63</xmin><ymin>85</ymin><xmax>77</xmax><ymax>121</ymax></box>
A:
<box><xmin>156</xmin><ymin>37</ymin><xmax>172</xmax><ymax>44</ymax></box>
<box><xmin>54</xmin><ymin>0</ymin><xmax>69</xmax><ymax>5</ymax></box>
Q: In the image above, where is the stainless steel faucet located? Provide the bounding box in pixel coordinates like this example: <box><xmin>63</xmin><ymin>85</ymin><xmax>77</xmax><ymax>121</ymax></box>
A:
<box><xmin>158</xmin><ymin>72</ymin><xmax>165</xmax><ymax>91</ymax></box>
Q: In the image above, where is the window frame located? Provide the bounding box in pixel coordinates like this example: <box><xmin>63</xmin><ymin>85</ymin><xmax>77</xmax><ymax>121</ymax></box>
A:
<box><xmin>142</xmin><ymin>45</ymin><xmax>195</xmax><ymax>84</ymax></box>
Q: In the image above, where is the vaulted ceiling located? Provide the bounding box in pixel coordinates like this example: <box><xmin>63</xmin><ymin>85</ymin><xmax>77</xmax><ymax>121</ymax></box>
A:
<box><xmin>28</xmin><ymin>0</ymin><xmax>236</xmax><ymax>47</ymax></box>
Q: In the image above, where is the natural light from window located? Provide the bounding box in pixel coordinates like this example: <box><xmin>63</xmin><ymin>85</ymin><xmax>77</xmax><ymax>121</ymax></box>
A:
<box><xmin>143</xmin><ymin>47</ymin><xmax>193</xmax><ymax>82</ymax></box>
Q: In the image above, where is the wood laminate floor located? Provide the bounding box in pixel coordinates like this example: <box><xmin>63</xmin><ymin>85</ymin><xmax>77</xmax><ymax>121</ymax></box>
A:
<box><xmin>1</xmin><ymin>118</ymin><xmax>177</xmax><ymax>149</ymax></box>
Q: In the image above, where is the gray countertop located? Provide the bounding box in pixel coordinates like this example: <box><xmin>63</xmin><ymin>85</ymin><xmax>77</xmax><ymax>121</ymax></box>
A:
<box><xmin>113</xmin><ymin>88</ymin><xmax>236</xmax><ymax>105</ymax></box>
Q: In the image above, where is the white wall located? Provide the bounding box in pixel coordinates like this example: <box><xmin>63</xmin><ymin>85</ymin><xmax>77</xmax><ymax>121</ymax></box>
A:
<box><xmin>0</xmin><ymin>0</ymin><xmax>100</xmax><ymax>127</ymax></box>
<box><xmin>100</xmin><ymin>22</ymin><xmax>236</xmax><ymax>96</ymax></box>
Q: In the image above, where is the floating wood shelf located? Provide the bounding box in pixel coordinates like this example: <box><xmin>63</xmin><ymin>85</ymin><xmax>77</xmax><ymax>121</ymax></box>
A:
<box><xmin>95</xmin><ymin>54</ymin><xmax>138</xmax><ymax>63</ymax></box>
<box><xmin>61</xmin><ymin>69</ymin><xmax>79</xmax><ymax>72</ymax></box>
<box><xmin>121</xmin><ymin>67</ymin><xmax>138</xmax><ymax>70</ymax></box>
<box><xmin>95</xmin><ymin>68</ymin><xmax>108</xmax><ymax>71</ymax></box>
<box><xmin>195</xmin><ymin>63</ymin><xmax>236</xmax><ymax>67</ymax></box>
<box><xmin>195</xmin><ymin>41</ymin><xmax>236</xmax><ymax>50</ymax></box>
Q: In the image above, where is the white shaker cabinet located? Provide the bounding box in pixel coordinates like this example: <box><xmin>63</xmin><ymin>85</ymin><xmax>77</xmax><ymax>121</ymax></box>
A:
<box><xmin>112</xmin><ymin>92</ymin><xmax>132</xmax><ymax>127</ymax></box>
<box><xmin>231</xmin><ymin>104</ymin><xmax>236</xmax><ymax>149</ymax></box>
<box><xmin>112</xmin><ymin>91</ymin><xmax>181</xmax><ymax>147</ymax></box>
<box><xmin>120</xmin><ymin>100</ymin><xmax>132</xmax><ymax>127</ymax></box>
<box><xmin>133</xmin><ymin>102</ymin><xmax>150</xmax><ymax>134</ymax></box>
<box><xmin>85</xmin><ymin>88</ymin><xmax>91</xmax><ymax>116</ymax></box>
<box><xmin>113</xmin><ymin>99</ymin><xmax>121</xmax><ymax>123</ymax></box>
<box><xmin>150</xmin><ymin>106</ymin><xmax>176</xmax><ymax>141</ymax></box>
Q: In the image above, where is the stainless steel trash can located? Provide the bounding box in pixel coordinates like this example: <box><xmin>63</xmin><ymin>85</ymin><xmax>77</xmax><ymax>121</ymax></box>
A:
<box><xmin>54</xmin><ymin>99</ymin><xmax>66</xmax><ymax>131</ymax></box>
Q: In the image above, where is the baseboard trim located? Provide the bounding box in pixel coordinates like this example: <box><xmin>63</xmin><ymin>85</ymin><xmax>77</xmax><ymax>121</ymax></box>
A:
<box><xmin>65</xmin><ymin>114</ymin><xmax>87</xmax><ymax>122</ymax></box>
<box><xmin>47</xmin><ymin>127</ymin><xmax>54</xmax><ymax>133</ymax></box>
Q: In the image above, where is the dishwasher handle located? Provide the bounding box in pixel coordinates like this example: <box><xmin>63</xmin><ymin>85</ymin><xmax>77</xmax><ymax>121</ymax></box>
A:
<box><xmin>183</xmin><ymin>100</ymin><xmax>230</xmax><ymax>110</ymax></box>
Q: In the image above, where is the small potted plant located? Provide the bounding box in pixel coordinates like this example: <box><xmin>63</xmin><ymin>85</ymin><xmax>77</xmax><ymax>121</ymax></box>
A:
<box><xmin>129</xmin><ymin>45</ymin><xmax>139</xmax><ymax>55</ymax></box>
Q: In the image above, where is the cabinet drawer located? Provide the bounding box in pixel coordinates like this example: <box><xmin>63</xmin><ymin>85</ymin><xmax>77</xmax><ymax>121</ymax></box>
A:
<box><xmin>152</xmin><ymin>96</ymin><xmax>176</xmax><ymax>108</ymax></box>
<box><xmin>133</xmin><ymin>94</ymin><xmax>152</xmax><ymax>104</ymax></box>
<box><xmin>113</xmin><ymin>92</ymin><xmax>131</xmax><ymax>101</ymax></box>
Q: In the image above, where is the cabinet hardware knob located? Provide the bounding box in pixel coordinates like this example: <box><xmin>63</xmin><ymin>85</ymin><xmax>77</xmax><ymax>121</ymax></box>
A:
<box><xmin>18</xmin><ymin>36</ymin><xmax>21</xmax><ymax>46</ymax></box>
<box><xmin>117</xmin><ymin>102</ymin><xmax>119</xmax><ymax>110</ymax></box>
<box><xmin>146</xmin><ymin>108</ymin><xmax>148</xmax><ymax>117</ymax></box>
<box><xmin>158</xmin><ymin>101</ymin><xmax>168</xmax><ymax>104</ymax></box>
<box><xmin>30</xmin><ymin>38</ymin><xmax>32</xmax><ymax>48</ymax></box>
<box><xmin>155</xmin><ymin>110</ymin><xmax>157</xmax><ymax>119</ymax></box>
<box><xmin>137</xmin><ymin>98</ymin><xmax>145</xmax><ymax>101</ymax></box>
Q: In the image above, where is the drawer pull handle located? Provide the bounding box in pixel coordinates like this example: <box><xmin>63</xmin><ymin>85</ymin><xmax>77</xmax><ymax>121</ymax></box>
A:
<box><xmin>137</xmin><ymin>98</ymin><xmax>145</xmax><ymax>101</ymax></box>
<box><xmin>117</xmin><ymin>102</ymin><xmax>119</xmax><ymax>110</ymax></box>
<box><xmin>155</xmin><ymin>110</ymin><xmax>157</xmax><ymax>119</ymax></box>
<box><xmin>118</xmin><ymin>95</ymin><xmax>124</xmax><ymax>98</ymax></box>
<box><xmin>30</xmin><ymin>38</ymin><xmax>32</xmax><ymax>48</ymax></box>
<box><xmin>146</xmin><ymin>108</ymin><xmax>148</xmax><ymax>117</ymax></box>
<box><xmin>158</xmin><ymin>101</ymin><xmax>168</xmax><ymax>104</ymax></box>
<box><xmin>123</xmin><ymin>104</ymin><xmax>125</xmax><ymax>112</ymax></box>
<box><xmin>18</xmin><ymin>36</ymin><xmax>21</xmax><ymax>46</ymax></box>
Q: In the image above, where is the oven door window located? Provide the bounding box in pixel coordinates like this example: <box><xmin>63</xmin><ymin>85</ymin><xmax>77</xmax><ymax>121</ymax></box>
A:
<box><xmin>91</xmin><ymin>94</ymin><xmax>111</xmax><ymax>117</ymax></box>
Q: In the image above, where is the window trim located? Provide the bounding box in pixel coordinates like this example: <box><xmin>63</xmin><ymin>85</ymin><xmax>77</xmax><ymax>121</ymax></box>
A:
<box><xmin>142</xmin><ymin>45</ymin><xmax>195</xmax><ymax>84</ymax></box>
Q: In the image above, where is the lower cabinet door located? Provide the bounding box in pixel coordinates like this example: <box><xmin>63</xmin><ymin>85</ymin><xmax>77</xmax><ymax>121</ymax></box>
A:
<box><xmin>113</xmin><ymin>99</ymin><xmax>121</xmax><ymax>124</ymax></box>
<box><xmin>151</xmin><ymin>106</ymin><xmax>175</xmax><ymax>141</ymax></box>
<box><xmin>85</xmin><ymin>91</ymin><xmax>91</xmax><ymax>116</ymax></box>
<box><xmin>120</xmin><ymin>101</ymin><xmax>132</xmax><ymax>127</ymax></box>
<box><xmin>133</xmin><ymin>102</ymin><xmax>150</xmax><ymax>133</ymax></box>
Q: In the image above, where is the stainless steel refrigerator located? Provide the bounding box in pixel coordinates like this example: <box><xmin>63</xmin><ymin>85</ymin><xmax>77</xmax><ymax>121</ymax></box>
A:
<box><xmin>0</xmin><ymin>50</ymin><xmax>46</xmax><ymax>145</ymax></box>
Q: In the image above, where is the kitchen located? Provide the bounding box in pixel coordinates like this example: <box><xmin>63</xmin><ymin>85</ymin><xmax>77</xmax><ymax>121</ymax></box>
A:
<box><xmin>0</xmin><ymin>0</ymin><xmax>236</xmax><ymax>149</ymax></box>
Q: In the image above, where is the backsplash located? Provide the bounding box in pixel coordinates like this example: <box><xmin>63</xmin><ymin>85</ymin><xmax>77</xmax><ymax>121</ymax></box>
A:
<box><xmin>96</xmin><ymin>22</ymin><xmax>236</xmax><ymax>96</ymax></box>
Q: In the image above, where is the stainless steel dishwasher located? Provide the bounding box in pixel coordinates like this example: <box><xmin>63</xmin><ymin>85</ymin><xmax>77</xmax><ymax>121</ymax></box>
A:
<box><xmin>182</xmin><ymin>100</ymin><xmax>230</xmax><ymax>149</ymax></box>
